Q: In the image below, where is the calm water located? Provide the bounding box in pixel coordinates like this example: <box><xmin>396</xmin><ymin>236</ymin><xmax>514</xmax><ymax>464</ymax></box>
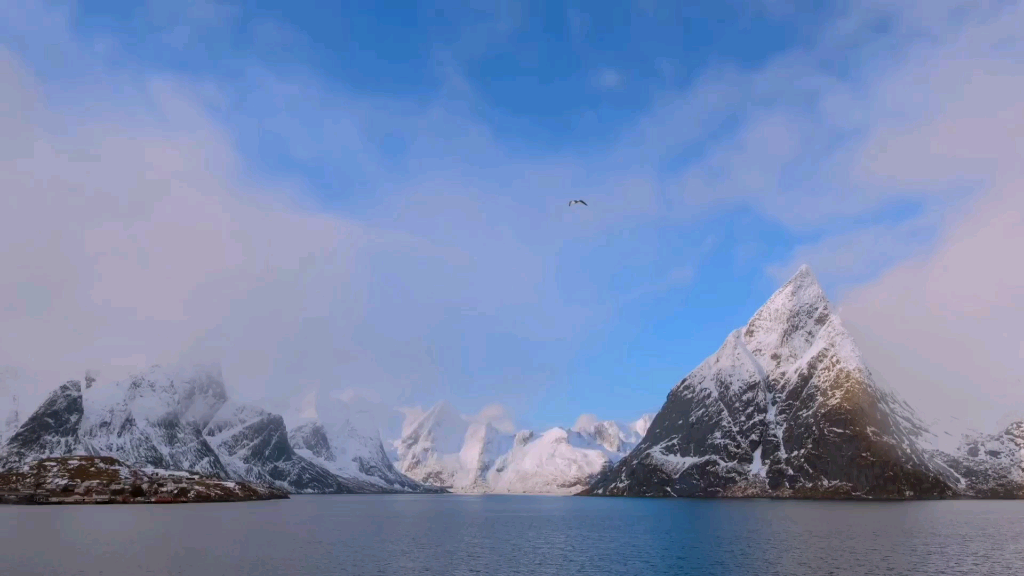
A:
<box><xmin>1</xmin><ymin>495</ymin><xmax>1022</xmax><ymax>576</ymax></box>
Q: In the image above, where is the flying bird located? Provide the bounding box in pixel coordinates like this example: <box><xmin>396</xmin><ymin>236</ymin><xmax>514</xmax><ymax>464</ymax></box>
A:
<box><xmin>568</xmin><ymin>199</ymin><xmax>588</xmax><ymax>207</ymax></box>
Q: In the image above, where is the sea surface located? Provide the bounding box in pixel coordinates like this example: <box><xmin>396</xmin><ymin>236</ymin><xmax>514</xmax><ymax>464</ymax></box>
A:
<box><xmin>1</xmin><ymin>495</ymin><xmax>1021</xmax><ymax>576</ymax></box>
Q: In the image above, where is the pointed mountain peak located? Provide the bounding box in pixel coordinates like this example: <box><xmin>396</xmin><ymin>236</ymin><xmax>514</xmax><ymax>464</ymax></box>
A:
<box><xmin>56</xmin><ymin>379</ymin><xmax>84</xmax><ymax>397</ymax></box>
<box><xmin>777</xmin><ymin>264</ymin><xmax>826</xmax><ymax>303</ymax></box>
<box><xmin>739</xmin><ymin>264</ymin><xmax>846</xmax><ymax>375</ymax></box>
<box><xmin>747</xmin><ymin>265</ymin><xmax>829</xmax><ymax>328</ymax></box>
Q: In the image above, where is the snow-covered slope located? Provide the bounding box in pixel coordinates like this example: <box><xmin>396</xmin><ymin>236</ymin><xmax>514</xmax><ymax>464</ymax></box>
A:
<box><xmin>396</xmin><ymin>402</ymin><xmax>651</xmax><ymax>493</ymax></box>
<box><xmin>204</xmin><ymin>401</ymin><xmax>368</xmax><ymax>494</ymax></box>
<box><xmin>0</xmin><ymin>365</ymin><xmax>440</xmax><ymax>494</ymax></box>
<box><xmin>283</xmin><ymin>390</ymin><xmax>437</xmax><ymax>493</ymax></box>
<box><xmin>585</xmin><ymin>266</ymin><xmax>961</xmax><ymax>499</ymax></box>
<box><xmin>0</xmin><ymin>380</ymin><xmax>85</xmax><ymax>470</ymax></box>
<box><xmin>486</xmin><ymin>428</ymin><xmax>613</xmax><ymax>494</ymax></box>
<box><xmin>78</xmin><ymin>365</ymin><xmax>229</xmax><ymax>477</ymax></box>
<box><xmin>932</xmin><ymin>421</ymin><xmax>1024</xmax><ymax>498</ymax></box>
<box><xmin>396</xmin><ymin>401</ymin><xmax>472</xmax><ymax>486</ymax></box>
<box><xmin>572</xmin><ymin>413</ymin><xmax>654</xmax><ymax>454</ymax></box>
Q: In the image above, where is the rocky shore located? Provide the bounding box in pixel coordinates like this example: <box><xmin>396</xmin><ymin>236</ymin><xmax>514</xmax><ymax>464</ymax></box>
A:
<box><xmin>0</xmin><ymin>455</ymin><xmax>288</xmax><ymax>504</ymax></box>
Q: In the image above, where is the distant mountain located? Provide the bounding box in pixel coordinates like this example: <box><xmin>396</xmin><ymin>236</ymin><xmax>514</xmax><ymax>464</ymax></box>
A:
<box><xmin>0</xmin><ymin>366</ymin><xmax>440</xmax><ymax>494</ymax></box>
<box><xmin>932</xmin><ymin>421</ymin><xmax>1024</xmax><ymax>498</ymax></box>
<box><xmin>396</xmin><ymin>401</ymin><xmax>651</xmax><ymax>494</ymax></box>
<box><xmin>204</xmin><ymin>401</ymin><xmax>371</xmax><ymax>494</ymax></box>
<box><xmin>285</xmin><ymin>391</ymin><xmax>437</xmax><ymax>493</ymax></box>
<box><xmin>396</xmin><ymin>401</ymin><xmax>474</xmax><ymax>487</ymax></box>
<box><xmin>572</xmin><ymin>413</ymin><xmax>654</xmax><ymax>453</ymax></box>
<box><xmin>583</xmin><ymin>266</ymin><xmax>963</xmax><ymax>499</ymax></box>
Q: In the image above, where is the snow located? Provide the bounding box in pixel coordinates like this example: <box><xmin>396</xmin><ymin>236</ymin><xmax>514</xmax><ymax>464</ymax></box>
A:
<box><xmin>632</xmin><ymin>414</ymin><xmax>655</xmax><ymax>438</ymax></box>
<box><xmin>75</xmin><ymin>365</ymin><xmax>230</xmax><ymax>477</ymax></box>
<box><xmin>614</xmin><ymin>265</ymin><xmax>961</xmax><ymax>493</ymax></box>
<box><xmin>571</xmin><ymin>415</ymin><xmax>652</xmax><ymax>454</ymax></box>
<box><xmin>1</xmin><ymin>364</ymin><xmax>430</xmax><ymax>493</ymax></box>
<box><xmin>395</xmin><ymin>402</ymin><xmax>651</xmax><ymax>493</ymax></box>
<box><xmin>486</xmin><ymin>428</ymin><xmax>611</xmax><ymax>494</ymax></box>
<box><xmin>646</xmin><ymin>445</ymin><xmax>718</xmax><ymax>476</ymax></box>
<box><xmin>750</xmin><ymin>445</ymin><xmax>766</xmax><ymax>477</ymax></box>
<box><xmin>279</xmin><ymin>390</ymin><xmax>425</xmax><ymax>491</ymax></box>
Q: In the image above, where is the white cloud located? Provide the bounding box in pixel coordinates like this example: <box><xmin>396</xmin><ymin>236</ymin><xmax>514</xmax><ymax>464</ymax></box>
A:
<box><xmin>836</xmin><ymin>1</ymin><xmax>1024</xmax><ymax>432</ymax></box>
<box><xmin>766</xmin><ymin>210</ymin><xmax>947</xmax><ymax>296</ymax></box>
<box><xmin>0</xmin><ymin>45</ymin><xmax>581</xmax><ymax>411</ymax></box>
<box><xmin>3</xmin><ymin>0</ymin><xmax>1023</xmax><ymax>436</ymax></box>
<box><xmin>467</xmin><ymin>404</ymin><xmax>517</xmax><ymax>434</ymax></box>
<box><xmin>842</xmin><ymin>179</ymin><xmax>1024</xmax><ymax>433</ymax></box>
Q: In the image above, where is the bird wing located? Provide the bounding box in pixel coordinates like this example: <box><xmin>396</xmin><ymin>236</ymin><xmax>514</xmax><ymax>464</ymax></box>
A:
<box><xmin>579</xmin><ymin>200</ymin><xmax>588</xmax><ymax>206</ymax></box>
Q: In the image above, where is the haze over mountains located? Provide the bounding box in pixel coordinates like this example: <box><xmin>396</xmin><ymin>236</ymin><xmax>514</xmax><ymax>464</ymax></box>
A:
<box><xmin>0</xmin><ymin>366</ymin><xmax>440</xmax><ymax>494</ymax></box>
<box><xmin>1</xmin><ymin>267</ymin><xmax>1021</xmax><ymax>498</ymax></box>
<box><xmin>0</xmin><ymin>364</ymin><xmax>657</xmax><ymax>495</ymax></box>
<box><xmin>395</xmin><ymin>400</ymin><xmax>654</xmax><ymax>493</ymax></box>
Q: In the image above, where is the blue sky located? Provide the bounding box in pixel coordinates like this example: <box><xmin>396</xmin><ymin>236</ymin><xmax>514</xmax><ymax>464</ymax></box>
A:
<box><xmin>3</xmin><ymin>0</ymin><xmax>1023</xmax><ymax>433</ymax></box>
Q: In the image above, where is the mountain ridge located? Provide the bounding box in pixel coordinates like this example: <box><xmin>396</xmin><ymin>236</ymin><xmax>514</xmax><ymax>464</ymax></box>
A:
<box><xmin>396</xmin><ymin>401</ymin><xmax>653</xmax><ymax>493</ymax></box>
<box><xmin>0</xmin><ymin>367</ymin><xmax>440</xmax><ymax>494</ymax></box>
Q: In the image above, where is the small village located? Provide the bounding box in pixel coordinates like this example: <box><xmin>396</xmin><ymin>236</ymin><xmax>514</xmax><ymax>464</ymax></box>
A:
<box><xmin>0</xmin><ymin>456</ymin><xmax>288</xmax><ymax>505</ymax></box>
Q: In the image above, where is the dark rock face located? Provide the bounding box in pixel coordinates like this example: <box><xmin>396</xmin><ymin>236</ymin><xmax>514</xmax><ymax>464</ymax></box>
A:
<box><xmin>583</xmin><ymin>267</ymin><xmax>959</xmax><ymax>499</ymax></box>
<box><xmin>76</xmin><ymin>366</ymin><xmax>230</xmax><ymax>478</ymax></box>
<box><xmin>0</xmin><ymin>381</ymin><xmax>85</xmax><ymax>470</ymax></box>
<box><xmin>932</xmin><ymin>421</ymin><xmax>1024</xmax><ymax>498</ymax></box>
<box><xmin>205</xmin><ymin>405</ymin><xmax>366</xmax><ymax>494</ymax></box>
<box><xmin>353</xmin><ymin>435</ymin><xmax>431</xmax><ymax>492</ymax></box>
<box><xmin>289</xmin><ymin>422</ymin><xmax>336</xmax><ymax>462</ymax></box>
<box><xmin>80</xmin><ymin>411</ymin><xmax>230</xmax><ymax>478</ymax></box>
<box><xmin>288</xmin><ymin>419</ymin><xmax>444</xmax><ymax>493</ymax></box>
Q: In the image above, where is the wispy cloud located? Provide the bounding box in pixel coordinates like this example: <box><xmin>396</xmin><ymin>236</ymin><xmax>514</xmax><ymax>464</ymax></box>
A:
<box><xmin>836</xmin><ymin>2</ymin><xmax>1024</xmax><ymax>431</ymax></box>
<box><xmin>593</xmin><ymin>67</ymin><xmax>624</xmax><ymax>90</ymax></box>
<box><xmin>2</xmin><ymin>0</ymin><xmax>1023</xmax><ymax>431</ymax></box>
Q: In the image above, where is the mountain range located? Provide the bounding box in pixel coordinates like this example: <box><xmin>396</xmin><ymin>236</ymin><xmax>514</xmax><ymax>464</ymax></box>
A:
<box><xmin>0</xmin><ymin>365</ymin><xmax>439</xmax><ymax>494</ymax></box>
<box><xmin>2</xmin><ymin>266</ymin><xmax>1020</xmax><ymax>498</ymax></box>
<box><xmin>395</xmin><ymin>400</ymin><xmax>653</xmax><ymax>494</ymax></box>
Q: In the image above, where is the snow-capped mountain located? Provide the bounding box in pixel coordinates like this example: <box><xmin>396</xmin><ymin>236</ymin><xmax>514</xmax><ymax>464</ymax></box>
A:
<box><xmin>486</xmin><ymin>428</ymin><xmax>613</xmax><ymax>494</ymax></box>
<box><xmin>932</xmin><ymin>421</ymin><xmax>1024</xmax><ymax>498</ymax></box>
<box><xmin>396</xmin><ymin>400</ymin><xmax>473</xmax><ymax>486</ymax></box>
<box><xmin>584</xmin><ymin>266</ymin><xmax>961</xmax><ymax>498</ymax></box>
<box><xmin>285</xmin><ymin>390</ymin><xmax>435</xmax><ymax>493</ymax></box>
<box><xmin>78</xmin><ymin>365</ymin><xmax>229</xmax><ymax>477</ymax></box>
<box><xmin>572</xmin><ymin>413</ymin><xmax>654</xmax><ymax>454</ymax></box>
<box><xmin>203</xmin><ymin>401</ymin><xmax>370</xmax><ymax>494</ymax></box>
<box><xmin>0</xmin><ymin>365</ymin><xmax>439</xmax><ymax>494</ymax></box>
<box><xmin>396</xmin><ymin>401</ymin><xmax>651</xmax><ymax>493</ymax></box>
